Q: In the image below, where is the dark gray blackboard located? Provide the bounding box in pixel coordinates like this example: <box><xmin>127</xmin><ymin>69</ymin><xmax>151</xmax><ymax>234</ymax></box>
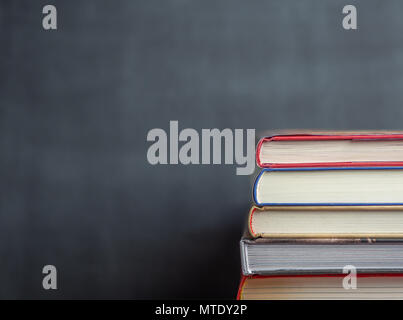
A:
<box><xmin>1</xmin><ymin>0</ymin><xmax>403</xmax><ymax>298</ymax></box>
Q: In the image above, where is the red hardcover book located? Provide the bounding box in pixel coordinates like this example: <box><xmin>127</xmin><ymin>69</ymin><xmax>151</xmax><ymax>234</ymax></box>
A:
<box><xmin>237</xmin><ymin>273</ymin><xmax>403</xmax><ymax>300</ymax></box>
<box><xmin>256</xmin><ymin>130</ymin><xmax>403</xmax><ymax>168</ymax></box>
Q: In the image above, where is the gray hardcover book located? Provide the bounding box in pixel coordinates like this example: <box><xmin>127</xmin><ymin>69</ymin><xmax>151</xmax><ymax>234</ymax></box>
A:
<box><xmin>240</xmin><ymin>236</ymin><xmax>403</xmax><ymax>275</ymax></box>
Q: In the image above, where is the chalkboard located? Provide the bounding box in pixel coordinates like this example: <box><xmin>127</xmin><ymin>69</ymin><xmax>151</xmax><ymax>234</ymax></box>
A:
<box><xmin>1</xmin><ymin>0</ymin><xmax>403</xmax><ymax>298</ymax></box>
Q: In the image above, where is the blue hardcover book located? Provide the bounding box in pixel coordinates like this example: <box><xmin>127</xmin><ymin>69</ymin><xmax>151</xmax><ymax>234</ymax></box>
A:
<box><xmin>253</xmin><ymin>167</ymin><xmax>403</xmax><ymax>206</ymax></box>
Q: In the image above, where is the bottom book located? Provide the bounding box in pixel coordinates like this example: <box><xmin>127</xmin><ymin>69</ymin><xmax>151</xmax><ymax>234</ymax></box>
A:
<box><xmin>237</xmin><ymin>274</ymin><xmax>403</xmax><ymax>300</ymax></box>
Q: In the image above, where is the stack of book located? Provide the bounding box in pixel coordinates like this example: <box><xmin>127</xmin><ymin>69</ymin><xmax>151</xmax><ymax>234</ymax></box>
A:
<box><xmin>238</xmin><ymin>131</ymin><xmax>403</xmax><ymax>300</ymax></box>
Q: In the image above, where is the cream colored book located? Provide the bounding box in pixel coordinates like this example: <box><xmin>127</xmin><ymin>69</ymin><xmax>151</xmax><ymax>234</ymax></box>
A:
<box><xmin>238</xmin><ymin>275</ymin><xmax>403</xmax><ymax>300</ymax></box>
<box><xmin>248</xmin><ymin>205</ymin><xmax>403</xmax><ymax>238</ymax></box>
<box><xmin>253</xmin><ymin>168</ymin><xmax>403</xmax><ymax>205</ymax></box>
<box><xmin>257</xmin><ymin>131</ymin><xmax>403</xmax><ymax>166</ymax></box>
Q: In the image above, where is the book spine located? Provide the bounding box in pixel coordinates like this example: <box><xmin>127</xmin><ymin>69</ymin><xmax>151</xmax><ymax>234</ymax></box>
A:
<box><xmin>240</xmin><ymin>240</ymin><xmax>252</xmax><ymax>276</ymax></box>
<box><xmin>236</xmin><ymin>275</ymin><xmax>247</xmax><ymax>300</ymax></box>
<box><xmin>248</xmin><ymin>206</ymin><xmax>258</xmax><ymax>238</ymax></box>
